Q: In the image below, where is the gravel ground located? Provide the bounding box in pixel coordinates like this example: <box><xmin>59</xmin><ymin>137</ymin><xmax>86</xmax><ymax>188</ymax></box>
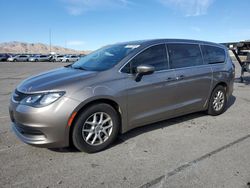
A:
<box><xmin>0</xmin><ymin>60</ymin><xmax>249</xmax><ymax>188</ymax></box>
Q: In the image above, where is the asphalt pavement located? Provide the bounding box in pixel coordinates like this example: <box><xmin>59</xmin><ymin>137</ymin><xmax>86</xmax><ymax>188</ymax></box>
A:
<box><xmin>0</xmin><ymin>61</ymin><xmax>249</xmax><ymax>188</ymax></box>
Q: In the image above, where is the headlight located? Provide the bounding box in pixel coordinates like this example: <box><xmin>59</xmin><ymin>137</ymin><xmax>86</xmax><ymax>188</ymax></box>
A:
<box><xmin>20</xmin><ymin>92</ymin><xmax>65</xmax><ymax>107</ymax></box>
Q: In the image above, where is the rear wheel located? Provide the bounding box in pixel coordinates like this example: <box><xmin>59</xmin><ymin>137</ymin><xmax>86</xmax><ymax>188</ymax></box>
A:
<box><xmin>207</xmin><ymin>85</ymin><xmax>227</xmax><ymax>116</ymax></box>
<box><xmin>72</xmin><ymin>103</ymin><xmax>120</xmax><ymax>153</ymax></box>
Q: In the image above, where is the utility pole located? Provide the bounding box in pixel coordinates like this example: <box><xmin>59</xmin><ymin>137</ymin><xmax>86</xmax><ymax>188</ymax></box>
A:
<box><xmin>49</xmin><ymin>28</ymin><xmax>52</xmax><ymax>54</ymax></box>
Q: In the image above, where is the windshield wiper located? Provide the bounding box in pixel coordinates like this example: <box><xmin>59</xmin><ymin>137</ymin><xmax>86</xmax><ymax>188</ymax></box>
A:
<box><xmin>65</xmin><ymin>64</ymin><xmax>87</xmax><ymax>70</ymax></box>
<box><xmin>65</xmin><ymin>64</ymin><xmax>89</xmax><ymax>71</ymax></box>
<box><xmin>72</xmin><ymin>66</ymin><xmax>86</xmax><ymax>70</ymax></box>
<box><xmin>64</xmin><ymin>64</ymin><xmax>73</xmax><ymax>68</ymax></box>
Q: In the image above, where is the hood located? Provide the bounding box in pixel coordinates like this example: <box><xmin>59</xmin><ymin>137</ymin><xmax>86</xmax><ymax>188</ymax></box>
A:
<box><xmin>17</xmin><ymin>67</ymin><xmax>97</xmax><ymax>94</ymax></box>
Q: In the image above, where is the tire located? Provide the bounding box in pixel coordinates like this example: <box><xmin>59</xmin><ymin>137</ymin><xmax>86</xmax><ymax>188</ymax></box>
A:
<box><xmin>66</xmin><ymin>59</ymin><xmax>69</xmax><ymax>62</ymax></box>
<box><xmin>35</xmin><ymin>59</ymin><xmax>38</xmax><ymax>62</ymax></box>
<box><xmin>14</xmin><ymin>59</ymin><xmax>17</xmax><ymax>62</ymax></box>
<box><xmin>207</xmin><ymin>85</ymin><xmax>227</xmax><ymax>116</ymax></box>
<box><xmin>72</xmin><ymin>103</ymin><xmax>120</xmax><ymax>153</ymax></box>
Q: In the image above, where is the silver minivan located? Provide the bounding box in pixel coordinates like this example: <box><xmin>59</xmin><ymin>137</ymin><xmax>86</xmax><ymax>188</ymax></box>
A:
<box><xmin>9</xmin><ymin>39</ymin><xmax>235</xmax><ymax>152</ymax></box>
<box><xmin>28</xmin><ymin>55</ymin><xmax>52</xmax><ymax>62</ymax></box>
<box><xmin>7</xmin><ymin>55</ymin><xmax>30</xmax><ymax>62</ymax></box>
<box><xmin>61</xmin><ymin>55</ymin><xmax>80</xmax><ymax>62</ymax></box>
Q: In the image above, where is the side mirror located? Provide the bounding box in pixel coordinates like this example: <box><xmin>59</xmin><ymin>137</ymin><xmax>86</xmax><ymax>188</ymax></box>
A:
<box><xmin>135</xmin><ymin>65</ymin><xmax>155</xmax><ymax>82</ymax></box>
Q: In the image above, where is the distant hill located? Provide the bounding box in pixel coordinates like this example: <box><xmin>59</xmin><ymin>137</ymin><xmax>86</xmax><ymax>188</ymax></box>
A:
<box><xmin>0</xmin><ymin>41</ymin><xmax>91</xmax><ymax>55</ymax></box>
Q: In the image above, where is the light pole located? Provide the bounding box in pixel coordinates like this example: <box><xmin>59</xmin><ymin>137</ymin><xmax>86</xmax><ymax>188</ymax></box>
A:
<box><xmin>49</xmin><ymin>28</ymin><xmax>52</xmax><ymax>54</ymax></box>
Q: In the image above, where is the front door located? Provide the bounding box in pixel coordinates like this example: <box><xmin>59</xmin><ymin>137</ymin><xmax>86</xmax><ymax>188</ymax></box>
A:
<box><xmin>125</xmin><ymin>44</ymin><xmax>177</xmax><ymax>127</ymax></box>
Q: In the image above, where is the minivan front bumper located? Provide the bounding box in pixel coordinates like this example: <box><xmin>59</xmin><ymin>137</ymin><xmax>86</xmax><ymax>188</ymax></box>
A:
<box><xmin>9</xmin><ymin>96</ymin><xmax>80</xmax><ymax>148</ymax></box>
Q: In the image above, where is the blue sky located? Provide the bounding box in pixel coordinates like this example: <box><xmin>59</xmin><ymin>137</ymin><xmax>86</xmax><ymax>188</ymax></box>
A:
<box><xmin>0</xmin><ymin>0</ymin><xmax>250</xmax><ymax>50</ymax></box>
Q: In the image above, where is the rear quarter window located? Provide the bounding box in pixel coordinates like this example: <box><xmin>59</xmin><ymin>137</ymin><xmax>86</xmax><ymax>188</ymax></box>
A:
<box><xmin>201</xmin><ymin>45</ymin><xmax>225</xmax><ymax>64</ymax></box>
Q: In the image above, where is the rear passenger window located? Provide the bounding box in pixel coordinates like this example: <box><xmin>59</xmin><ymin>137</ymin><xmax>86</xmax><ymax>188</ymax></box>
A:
<box><xmin>168</xmin><ymin>44</ymin><xmax>203</xmax><ymax>69</ymax></box>
<box><xmin>129</xmin><ymin>44</ymin><xmax>168</xmax><ymax>73</ymax></box>
<box><xmin>202</xmin><ymin>45</ymin><xmax>225</xmax><ymax>64</ymax></box>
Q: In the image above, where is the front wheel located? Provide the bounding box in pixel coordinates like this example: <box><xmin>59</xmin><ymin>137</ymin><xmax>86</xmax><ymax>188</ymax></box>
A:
<box><xmin>207</xmin><ymin>85</ymin><xmax>227</xmax><ymax>116</ymax></box>
<box><xmin>72</xmin><ymin>103</ymin><xmax>120</xmax><ymax>153</ymax></box>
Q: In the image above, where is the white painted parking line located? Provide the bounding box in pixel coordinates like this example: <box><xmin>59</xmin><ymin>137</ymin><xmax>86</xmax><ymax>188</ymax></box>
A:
<box><xmin>139</xmin><ymin>134</ymin><xmax>250</xmax><ymax>188</ymax></box>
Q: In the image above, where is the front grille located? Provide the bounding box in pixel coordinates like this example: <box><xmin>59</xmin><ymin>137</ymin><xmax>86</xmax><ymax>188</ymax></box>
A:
<box><xmin>12</xmin><ymin>89</ymin><xmax>29</xmax><ymax>102</ymax></box>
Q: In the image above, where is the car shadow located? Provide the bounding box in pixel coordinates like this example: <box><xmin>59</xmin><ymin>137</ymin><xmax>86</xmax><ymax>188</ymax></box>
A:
<box><xmin>49</xmin><ymin>95</ymin><xmax>236</xmax><ymax>153</ymax></box>
<box><xmin>227</xmin><ymin>95</ymin><xmax>236</xmax><ymax>109</ymax></box>
<box><xmin>113</xmin><ymin>95</ymin><xmax>236</xmax><ymax>145</ymax></box>
<box><xmin>235</xmin><ymin>75</ymin><xmax>250</xmax><ymax>85</ymax></box>
<box><xmin>49</xmin><ymin>146</ymin><xmax>79</xmax><ymax>153</ymax></box>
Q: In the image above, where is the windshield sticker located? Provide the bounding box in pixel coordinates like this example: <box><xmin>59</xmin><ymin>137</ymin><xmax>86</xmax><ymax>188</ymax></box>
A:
<box><xmin>125</xmin><ymin>45</ymin><xmax>140</xmax><ymax>49</ymax></box>
<box><xmin>104</xmin><ymin>52</ymin><xmax>114</xmax><ymax>56</ymax></box>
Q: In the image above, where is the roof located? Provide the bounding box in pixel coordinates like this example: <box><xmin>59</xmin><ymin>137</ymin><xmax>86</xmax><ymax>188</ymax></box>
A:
<box><xmin>115</xmin><ymin>38</ymin><xmax>224</xmax><ymax>48</ymax></box>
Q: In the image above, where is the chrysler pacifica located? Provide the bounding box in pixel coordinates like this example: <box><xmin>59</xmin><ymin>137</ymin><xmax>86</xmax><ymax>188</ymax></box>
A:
<box><xmin>9</xmin><ymin>39</ymin><xmax>235</xmax><ymax>152</ymax></box>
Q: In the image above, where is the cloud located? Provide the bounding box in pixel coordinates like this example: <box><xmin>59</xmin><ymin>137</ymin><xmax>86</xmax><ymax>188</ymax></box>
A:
<box><xmin>63</xmin><ymin>0</ymin><xmax>131</xmax><ymax>15</ymax></box>
<box><xmin>67</xmin><ymin>40</ymin><xmax>85</xmax><ymax>46</ymax></box>
<box><xmin>159</xmin><ymin>0</ymin><xmax>214</xmax><ymax>16</ymax></box>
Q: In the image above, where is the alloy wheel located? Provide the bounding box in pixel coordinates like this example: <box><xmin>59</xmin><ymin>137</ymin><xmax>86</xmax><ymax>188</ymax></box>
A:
<box><xmin>213</xmin><ymin>90</ymin><xmax>225</xmax><ymax>111</ymax></box>
<box><xmin>82</xmin><ymin>112</ymin><xmax>113</xmax><ymax>146</ymax></box>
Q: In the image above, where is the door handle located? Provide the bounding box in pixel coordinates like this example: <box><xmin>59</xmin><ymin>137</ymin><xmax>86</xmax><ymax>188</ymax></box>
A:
<box><xmin>176</xmin><ymin>75</ymin><xmax>185</xmax><ymax>80</ymax></box>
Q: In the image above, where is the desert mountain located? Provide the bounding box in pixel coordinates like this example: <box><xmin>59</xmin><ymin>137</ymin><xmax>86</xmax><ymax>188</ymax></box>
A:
<box><xmin>0</xmin><ymin>41</ymin><xmax>90</xmax><ymax>54</ymax></box>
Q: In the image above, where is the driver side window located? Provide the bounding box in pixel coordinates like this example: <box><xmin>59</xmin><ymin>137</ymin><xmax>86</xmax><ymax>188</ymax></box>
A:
<box><xmin>122</xmin><ymin>44</ymin><xmax>169</xmax><ymax>74</ymax></box>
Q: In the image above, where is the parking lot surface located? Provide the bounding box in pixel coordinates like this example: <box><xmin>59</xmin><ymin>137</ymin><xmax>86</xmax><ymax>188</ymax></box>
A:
<box><xmin>0</xmin><ymin>61</ymin><xmax>249</xmax><ymax>188</ymax></box>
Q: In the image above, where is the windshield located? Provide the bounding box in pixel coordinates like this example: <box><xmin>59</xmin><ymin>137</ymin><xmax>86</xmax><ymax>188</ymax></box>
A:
<box><xmin>71</xmin><ymin>44</ymin><xmax>140</xmax><ymax>71</ymax></box>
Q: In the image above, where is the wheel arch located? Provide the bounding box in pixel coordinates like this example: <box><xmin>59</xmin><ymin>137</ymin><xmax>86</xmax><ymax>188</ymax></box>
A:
<box><xmin>68</xmin><ymin>98</ymin><xmax>122</xmax><ymax>146</ymax></box>
<box><xmin>205</xmin><ymin>81</ymin><xmax>229</xmax><ymax>110</ymax></box>
<box><xmin>213</xmin><ymin>81</ymin><xmax>228</xmax><ymax>95</ymax></box>
<box><xmin>206</xmin><ymin>81</ymin><xmax>229</xmax><ymax>115</ymax></box>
